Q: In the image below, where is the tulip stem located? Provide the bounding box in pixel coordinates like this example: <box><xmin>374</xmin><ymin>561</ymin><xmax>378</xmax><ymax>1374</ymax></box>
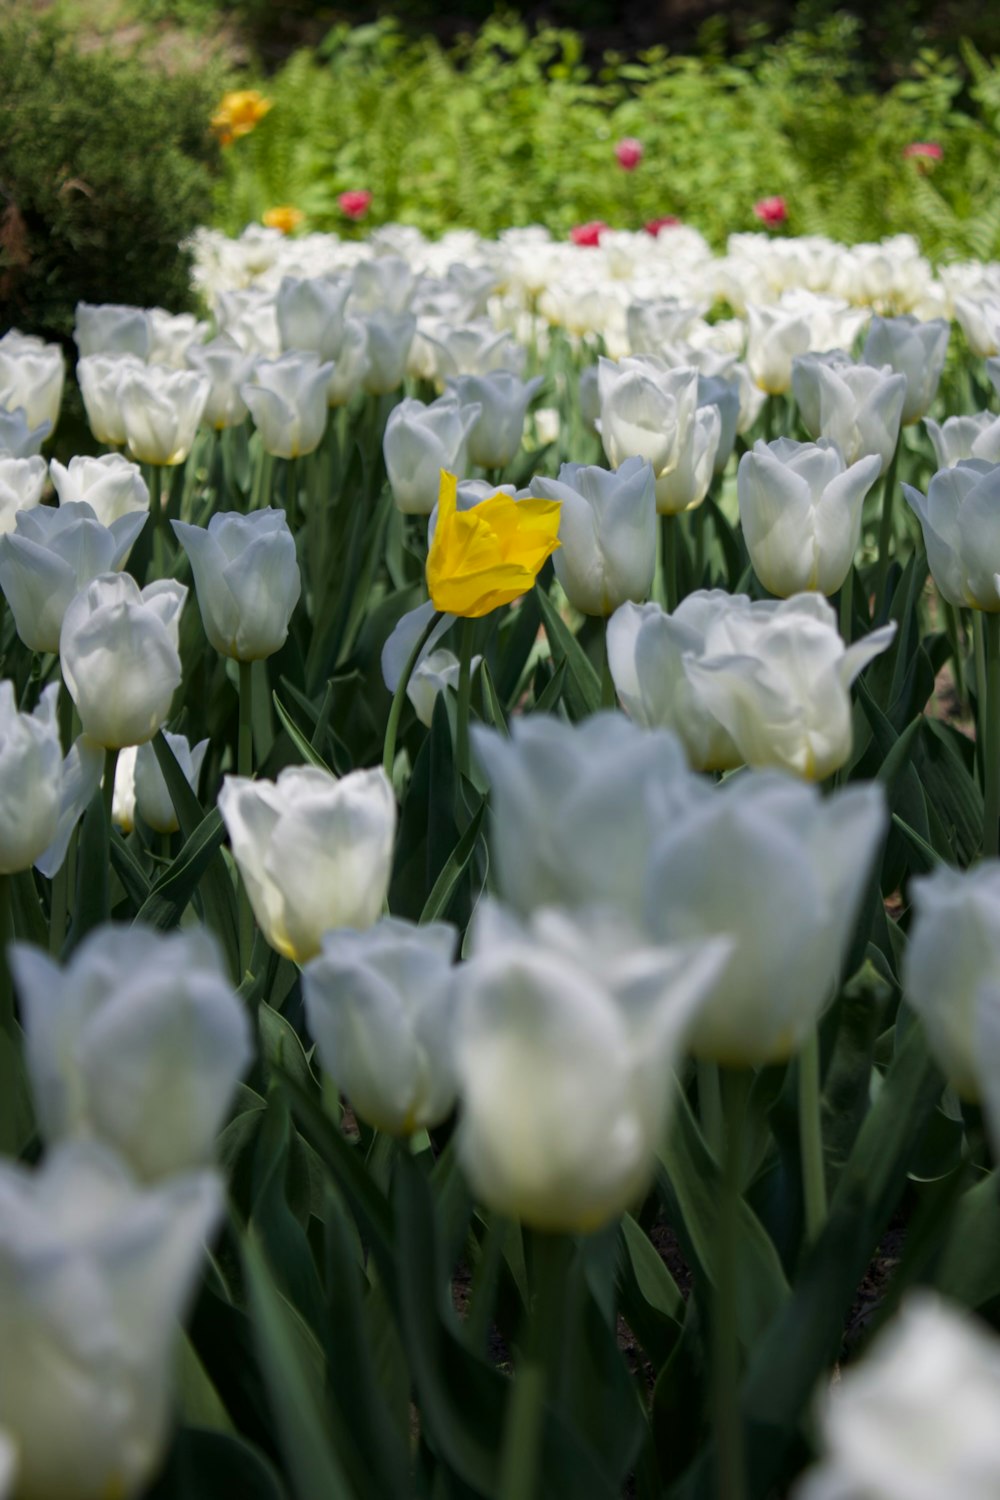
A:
<box><xmin>498</xmin><ymin>1230</ymin><xmax>569</xmax><ymax>1500</ymax></box>
<box><xmin>238</xmin><ymin>659</ymin><xmax>255</xmax><ymax>974</ymax></box>
<box><xmin>466</xmin><ymin>1211</ymin><xmax>509</xmax><ymax>1352</ymax></box>
<box><xmin>984</xmin><ymin>613</ymin><xmax>1000</xmax><ymax>859</ymax></box>
<box><xmin>698</xmin><ymin>1059</ymin><xmax>724</xmax><ymax>1160</ymax></box>
<box><xmin>0</xmin><ymin>875</ymin><xmax>12</xmax><ymax>1038</ymax></box>
<box><xmin>382</xmin><ymin>611</ymin><xmax>442</xmax><ymax>784</ymax></box>
<box><xmin>975</xmin><ymin>610</ymin><xmax>988</xmax><ymax>790</ymax></box>
<box><xmin>714</xmin><ymin>1068</ymin><xmax>749</xmax><ymax>1500</ymax></box>
<box><xmin>799</xmin><ymin>1027</ymin><xmax>827</xmax><ymax>1243</ymax></box>
<box><xmin>839</xmin><ymin>566</ymin><xmax>854</xmax><ymax>646</ymax></box>
<box><xmin>148</xmin><ymin>465</ymin><xmax>163</xmax><ymax>580</ymax></box>
<box><xmin>102</xmin><ymin>748</ymin><xmax>119</xmax><ymax>838</ymax></box>
<box><xmin>456</xmin><ymin>618</ymin><xmax>477</xmax><ymax>786</ymax></box>
<box><xmin>662</xmin><ymin>514</ymin><xmax>679</xmax><ymax>613</ymax></box>
<box><xmin>875</xmin><ymin>442</ymin><xmax>900</xmax><ymax>611</ymax></box>
<box><xmin>600</xmin><ymin>623</ymin><xmax>616</xmax><ymax>709</ymax></box>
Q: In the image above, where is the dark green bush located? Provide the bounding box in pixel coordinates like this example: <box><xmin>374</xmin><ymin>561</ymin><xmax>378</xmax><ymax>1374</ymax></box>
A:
<box><xmin>0</xmin><ymin>15</ymin><xmax>221</xmax><ymax>344</ymax></box>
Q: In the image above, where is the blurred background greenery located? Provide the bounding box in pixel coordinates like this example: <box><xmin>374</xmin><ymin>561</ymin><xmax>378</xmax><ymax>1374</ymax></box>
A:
<box><xmin>4</xmin><ymin>0</ymin><xmax>1000</xmax><ymax>338</ymax></box>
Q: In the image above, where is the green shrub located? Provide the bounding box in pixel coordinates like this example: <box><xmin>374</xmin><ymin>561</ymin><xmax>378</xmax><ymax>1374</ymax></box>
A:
<box><xmin>214</xmin><ymin>12</ymin><xmax>1000</xmax><ymax>259</ymax></box>
<box><xmin>0</xmin><ymin>15</ymin><xmax>222</xmax><ymax>343</ymax></box>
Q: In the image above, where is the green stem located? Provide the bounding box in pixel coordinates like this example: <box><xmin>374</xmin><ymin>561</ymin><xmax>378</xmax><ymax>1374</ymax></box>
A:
<box><xmin>382</xmin><ymin>611</ymin><xmax>442</xmax><ymax>782</ymax></box>
<box><xmin>946</xmin><ymin>602</ymin><xmax>967</xmax><ymax>707</ymax></box>
<box><xmin>148</xmin><ymin>465</ymin><xmax>163</xmax><ymax>580</ymax></box>
<box><xmin>975</xmin><ymin>610</ymin><xmax>989</xmax><ymax>790</ymax></box>
<box><xmin>762</xmin><ymin>396</ymin><xmax>774</xmax><ymax>445</ymax></box>
<box><xmin>662</xmin><ymin>513</ymin><xmax>679</xmax><ymax>613</ymax></box>
<box><xmin>698</xmin><ymin>1059</ymin><xmax>724</xmax><ymax>1161</ymax></box>
<box><xmin>285</xmin><ymin>454</ymin><xmax>298</xmax><ymax>522</ymax></box>
<box><xmin>102</xmin><ymin>748</ymin><xmax>119</xmax><ymax>837</ymax></box>
<box><xmin>49</xmin><ymin>860</ymin><xmax>68</xmax><ymax>957</ymax></box>
<box><xmin>984</xmin><ymin>612</ymin><xmax>1000</xmax><ymax>859</ymax></box>
<box><xmin>0</xmin><ymin>874</ymin><xmax>12</xmax><ymax>1037</ymax></box>
<box><xmin>238</xmin><ymin>658</ymin><xmax>255</xmax><ymax>975</ymax></box>
<box><xmin>715</xmin><ymin>1069</ymin><xmax>749</xmax><ymax>1500</ymax></box>
<box><xmin>798</xmin><ymin>1028</ymin><xmax>828</xmax><ymax>1244</ymax></box>
<box><xmin>456</xmin><ymin>617</ymin><xmax>477</xmax><ymax>785</ymax></box>
<box><xmin>839</xmin><ymin>565</ymin><xmax>854</xmax><ymax>646</ymax></box>
<box><xmin>875</xmin><ymin>441</ymin><xmax>901</xmax><ymax>609</ymax></box>
<box><xmin>466</xmin><ymin>1212</ymin><xmax>509</xmax><ymax>1353</ymax></box>
<box><xmin>498</xmin><ymin>1231</ymin><xmax>568</xmax><ymax>1500</ymax></box>
<box><xmin>250</xmin><ymin>446</ymin><xmax>274</xmax><ymax>513</ymax></box>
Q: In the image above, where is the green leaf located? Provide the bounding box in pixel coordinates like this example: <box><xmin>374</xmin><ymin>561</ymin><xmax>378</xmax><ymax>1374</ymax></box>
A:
<box><xmin>933</xmin><ymin>1170</ymin><xmax>1000</xmax><ymax>1307</ymax></box>
<box><xmin>146</xmin><ymin>1428</ymin><xmax>286</xmax><ymax>1500</ymax></box>
<box><xmin>152</xmin><ymin>731</ymin><xmax>239</xmax><ymax>979</ymax></box>
<box><xmin>419</xmin><ymin>798</ymin><xmax>486</xmax><ymax>924</ymax></box>
<box><xmin>109</xmin><ymin>828</ymin><xmax>152</xmax><ymax>911</ymax></box>
<box><xmin>67</xmin><ymin>786</ymin><xmax>109</xmax><ymax>951</ymax></box>
<box><xmin>616</xmin><ymin>1213</ymin><xmax>685</xmax><ymax>1368</ymax></box>
<box><xmin>479</xmin><ymin>659</ymin><xmax>509</xmax><ymax>736</ymax></box>
<box><xmin>535</xmin><ymin>583</ymin><xmax>601</xmax><ymax>716</ymax></box>
<box><xmin>242</xmin><ymin>1231</ymin><xmax>358</xmax><ymax>1500</ymax></box>
<box><xmin>272</xmin><ymin>693</ymin><xmax>334</xmax><ymax>773</ymax></box>
<box><xmin>134</xmin><ymin>807</ymin><xmax>228</xmax><ymax>933</ymax></box>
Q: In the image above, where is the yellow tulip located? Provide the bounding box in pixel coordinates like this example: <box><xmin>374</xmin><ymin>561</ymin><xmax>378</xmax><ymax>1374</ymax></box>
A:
<box><xmin>211</xmin><ymin>89</ymin><xmax>272</xmax><ymax>146</ymax></box>
<box><xmin>262</xmin><ymin>205</ymin><xmax>305</xmax><ymax>235</ymax></box>
<box><xmin>425</xmin><ymin>471</ymin><xmax>561</xmax><ymax>618</ymax></box>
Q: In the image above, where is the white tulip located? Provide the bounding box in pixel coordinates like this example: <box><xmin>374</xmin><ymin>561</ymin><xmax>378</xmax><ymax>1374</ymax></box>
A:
<box><xmin>215</xmin><ymin>287</ymin><xmax>281</xmax><ymax>358</ymax></box>
<box><xmin>453</xmin><ymin>901</ymin><xmax>730</xmax><ymax>1232</ymax></box>
<box><xmin>276</xmin><ymin>275</ymin><xmax>352</xmax><ymax>361</ymax></box>
<box><xmin>185</xmin><ymin>335</ymin><xmax>255</xmax><ymax>429</ymax></box>
<box><xmin>326</xmin><ymin>319</ymin><xmax>371</xmax><ymax>407</ymax></box>
<box><xmin>0</xmin><ymin>1141</ymin><xmax>221</xmax><ymax>1500</ymax></box>
<box><xmin>0</xmin><ymin>345</ymin><xmax>65</xmax><ymax>432</ymax></box>
<box><xmin>0</xmin><ymin>407</ymin><xmax>51</xmax><ymax>459</ymax></box>
<box><xmin>0</xmin><ymin>682</ymin><xmax>63</xmax><ymax>875</ymax></box>
<box><xmin>146</xmin><ymin>308</ymin><xmax>209</xmax><ymax>369</ymax></box>
<box><xmin>796</xmin><ymin>1295</ymin><xmax>1000</xmax><ymax>1500</ymax></box>
<box><xmin>863</xmin><ymin>314</ymin><xmax>950</xmax><ymax>424</ymax></box>
<box><xmin>472</xmin><ymin>714</ymin><xmax>704</xmax><ymax>916</ymax></box>
<box><xmin>383</xmin><ymin>395</ymin><xmax>482</xmax><ymax>515</ymax></box>
<box><xmin>76</xmin><ymin>354</ymin><xmax>143</xmax><ymax>447</ymax></box>
<box><xmin>117</xmin><ymin>365</ymin><xmax>210</xmax><ymax>466</ymax></box>
<box><xmin>745</xmin><ymin>303</ymin><xmax>812</xmax><ymax>394</ymax></box>
<box><xmin>50</xmin><ymin>453</ymin><xmax>149</xmax><ymax>526</ymax></box>
<box><xmin>60</xmin><ymin>574</ymin><xmax>187</xmax><ymax>748</ymax></box>
<box><xmin>218</xmin><ymin>765</ymin><xmax>397</xmax><ymax>963</ymax></box>
<box><xmin>904</xmin><ymin>461</ymin><xmax>1000</xmax><ymax>611</ymax></box>
<box><xmin>0</xmin><ymin>456</ymin><xmax>46</xmax><ymax>534</ymax></box>
<box><xmin>446</xmin><ymin>372</ymin><xmax>543</xmax><ymax>469</ymax></box>
<box><xmin>360</xmin><ymin>312</ymin><xmax>417</xmax><ymax>395</ymax></box>
<box><xmin>626</xmin><ymin>297</ymin><xmax>702</xmax><ymax>354</ymax></box>
<box><xmin>597</xmin><ymin>358</ymin><xmax>721</xmax><ymax>515</ymax></box>
<box><xmin>422</xmin><ymin>320</ymin><xmax>525</xmax><ymax>382</ymax></box>
<box><xmin>792</xmin><ymin>354</ymin><xmax>906</xmax><ymax>472</ymax></box>
<box><xmin>531</xmin><ymin>455</ymin><xmax>656</xmax><ymax>616</ymax></box>
<box><xmin>73</xmin><ymin>301</ymin><xmax>151</xmax><ymax>359</ymax></box>
<box><xmin>172</xmin><ymin>508</ymin><xmax>300</xmax><ymax>660</ymax></box>
<box><xmin>134</xmin><ymin>731</ymin><xmax>208</xmax><ymax>833</ymax></box>
<box><xmin>350</xmin><ymin>256</ymin><xmax>418</xmax><ymax>314</ymax></box>
<box><xmin>407</xmin><ymin>648</ymin><xmax>480</xmax><ymax>727</ymax></box>
<box><xmin>0</xmin><ymin>503</ymin><xmax>147</xmax><ymax>653</ymax></box>
<box><xmin>954</xmin><ymin>294</ymin><xmax>1000</xmax><ymax>359</ymax></box>
<box><xmin>738</xmin><ymin>438</ymin><xmax>881</xmax><ymax>596</ymax></box>
<box><xmin>241</xmin><ymin>352</ymin><xmax>333</xmax><ymax>457</ymax></box>
<box><xmin>11</xmin><ymin>924</ymin><xmax>251</xmax><ymax>1178</ymax></box>
<box><xmin>645</xmin><ymin>773</ymin><xmax>885</xmax><ymax>1064</ymax></box>
<box><xmin>924</xmin><ymin>413</ymin><xmax>1000</xmax><ymax>470</ymax></box>
<box><xmin>303</xmin><ymin>917</ymin><xmax>459</xmax><ymax>1134</ymax></box>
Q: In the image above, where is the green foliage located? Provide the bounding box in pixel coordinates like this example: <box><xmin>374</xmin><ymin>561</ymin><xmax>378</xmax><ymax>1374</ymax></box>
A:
<box><xmin>215</xmin><ymin>12</ymin><xmax>1000</xmax><ymax>258</ymax></box>
<box><xmin>0</xmin><ymin>14</ymin><xmax>222</xmax><ymax>342</ymax></box>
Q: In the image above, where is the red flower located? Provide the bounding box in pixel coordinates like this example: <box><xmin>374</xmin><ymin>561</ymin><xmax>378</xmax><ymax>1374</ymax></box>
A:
<box><xmin>570</xmin><ymin>221</ymin><xmax>608</xmax><ymax>247</ymax></box>
<box><xmin>903</xmin><ymin>142</ymin><xmax>943</xmax><ymax>174</ymax></box>
<box><xmin>753</xmin><ymin>195</ymin><xmax>788</xmax><ymax>228</ymax></box>
<box><xmin>339</xmin><ymin>190</ymin><xmax>373</xmax><ymax>221</ymax></box>
<box><xmin>615</xmin><ymin>137</ymin><xmax>643</xmax><ymax>171</ymax></box>
<box><xmin>645</xmin><ymin>215</ymin><xmax>681</xmax><ymax>237</ymax></box>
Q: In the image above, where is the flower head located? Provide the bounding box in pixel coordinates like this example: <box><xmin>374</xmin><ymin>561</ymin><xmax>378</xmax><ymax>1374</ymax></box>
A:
<box><xmin>212</xmin><ymin>89</ymin><xmax>271</xmax><ymax>146</ymax></box>
<box><xmin>615</xmin><ymin>137</ymin><xmax>643</xmax><ymax>170</ymax></box>
<box><xmin>645</xmin><ymin>215</ymin><xmax>681</xmax><ymax>236</ymax></box>
<box><xmin>570</xmin><ymin>221</ymin><xmax>608</xmax><ymax>248</ymax></box>
<box><xmin>425</xmin><ymin>470</ymin><xmax>560</xmax><ymax>618</ymax></box>
<box><xmin>753</xmin><ymin>195</ymin><xmax>788</xmax><ymax>227</ymax></box>
<box><xmin>339</xmin><ymin>190</ymin><xmax>373</xmax><ymax>221</ymax></box>
<box><xmin>262</xmin><ymin>205</ymin><xmax>304</xmax><ymax>235</ymax></box>
<box><xmin>904</xmin><ymin>141</ymin><xmax>943</xmax><ymax>168</ymax></box>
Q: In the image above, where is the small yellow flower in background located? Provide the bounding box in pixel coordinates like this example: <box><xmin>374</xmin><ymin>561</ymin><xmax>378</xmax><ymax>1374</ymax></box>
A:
<box><xmin>211</xmin><ymin>89</ymin><xmax>272</xmax><ymax>146</ymax></box>
<box><xmin>426</xmin><ymin>471</ymin><xmax>561</xmax><ymax>618</ymax></box>
<box><xmin>262</xmin><ymin>205</ymin><xmax>304</xmax><ymax>235</ymax></box>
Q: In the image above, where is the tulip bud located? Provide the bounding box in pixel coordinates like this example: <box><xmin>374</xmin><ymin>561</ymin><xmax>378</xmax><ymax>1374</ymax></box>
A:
<box><xmin>276</xmin><ymin>275</ymin><xmax>352</xmax><ymax>362</ymax></box>
<box><xmin>118</xmin><ymin>365</ymin><xmax>210</xmax><ymax>467</ymax></box>
<box><xmin>0</xmin><ymin>503</ymin><xmax>147</xmax><ymax>654</ymax></box>
<box><xmin>60</xmin><ymin>574</ymin><xmax>187</xmax><ymax>748</ymax></box>
<box><xmin>0</xmin><ymin>407</ymin><xmax>51</xmax><ymax>460</ymax></box>
<box><xmin>350</xmin><ymin>256</ymin><xmax>417</xmax><ymax>315</ymax></box>
<box><xmin>147</xmin><ymin>308</ymin><xmax>209</xmax><ymax>369</ymax></box>
<box><xmin>953</xmin><ymin>294</ymin><xmax>1000</xmax><ymax>359</ymax></box>
<box><xmin>531</xmin><ymin>455</ymin><xmax>656</xmax><ymax>616</ymax></box>
<box><xmin>172</xmin><ymin>508</ymin><xmax>301</xmax><ymax>660</ymax></box>
<box><xmin>326</xmin><ymin>319</ymin><xmax>371</xmax><ymax>407</ymax></box>
<box><xmin>738</xmin><ymin>437</ymin><xmax>881</xmax><ymax>596</ymax></box>
<box><xmin>360</xmin><ymin>312</ymin><xmax>417</xmax><ymax>395</ymax></box>
<box><xmin>50</xmin><ymin>453</ymin><xmax>150</xmax><ymax>526</ymax></box>
<box><xmin>11</xmin><ymin>924</ymin><xmax>252</xmax><ymax>1178</ymax></box>
<box><xmin>0</xmin><ymin>344</ymin><xmax>65</xmax><ymax>433</ymax></box>
<box><xmin>241</xmin><ymin>352</ymin><xmax>334</xmax><ymax>457</ymax></box>
<box><xmin>0</xmin><ymin>1140</ymin><xmax>222</xmax><ymax>1500</ymax></box>
<box><xmin>597</xmin><ymin>357</ymin><xmax>721</xmax><ymax>515</ymax></box>
<box><xmin>924</xmin><ymin>413</ymin><xmax>1000</xmax><ymax>470</ymax></box>
<box><xmin>76</xmin><ymin>354</ymin><xmax>143</xmax><ymax>447</ymax></box>
<box><xmin>0</xmin><ymin>682</ymin><xmax>63</xmax><ymax>874</ymax></box>
<box><xmin>185</xmin><ymin>335</ymin><xmax>256</xmax><ymax>429</ymax></box>
<box><xmin>73</xmin><ymin>300</ymin><xmax>151</xmax><ymax>359</ymax></box>
<box><xmin>383</xmin><ymin>395</ymin><xmax>482</xmax><ymax>516</ymax></box>
<box><xmin>424</xmin><ymin>321</ymin><xmax>526</xmax><ymax>382</ymax></box>
<box><xmin>904</xmin><ymin>461</ymin><xmax>1000</xmax><ymax>611</ymax></box>
<box><xmin>218</xmin><ymin>765</ymin><xmax>397</xmax><ymax>963</ymax></box>
<box><xmin>445</xmin><ymin>372</ymin><xmax>543</xmax><ymax>470</ymax></box>
<box><xmin>745</xmin><ymin>303</ymin><xmax>811</xmax><ymax>394</ymax></box>
<box><xmin>792</xmin><ymin>354</ymin><xmax>906</xmax><ymax>473</ymax></box>
<box><xmin>0</xmin><ymin>456</ymin><xmax>46</xmax><ymax>534</ymax></box>
<box><xmin>863</xmin><ymin>314</ymin><xmax>950</xmax><ymax>425</ymax></box>
<box><xmin>303</xmin><ymin>917</ymin><xmax>459</xmax><ymax>1135</ymax></box>
<box><xmin>134</xmin><ymin>731</ymin><xmax>208</xmax><ymax>833</ymax></box>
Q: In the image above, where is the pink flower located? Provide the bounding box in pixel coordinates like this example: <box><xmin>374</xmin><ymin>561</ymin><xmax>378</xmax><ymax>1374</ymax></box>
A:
<box><xmin>753</xmin><ymin>195</ymin><xmax>788</xmax><ymax>228</ymax></box>
<box><xmin>615</xmin><ymin>137</ymin><xmax>643</xmax><ymax>171</ymax></box>
<box><xmin>339</xmin><ymin>190</ymin><xmax>373</xmax><ymax>221</ymax></box>
<box><xmin>570</xmin><ymin>221</ymin><xmax>608</xmax><ymax>248</ymax></box>
<box><xmin>903</xmin><ymin>142</ymin><xmax>943</xmax><ymax>172</ymax></box>
<box><xmin>645</xmin><ymin>215</ymin><xmax>681</xmax><ymax>236</ymax></box>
